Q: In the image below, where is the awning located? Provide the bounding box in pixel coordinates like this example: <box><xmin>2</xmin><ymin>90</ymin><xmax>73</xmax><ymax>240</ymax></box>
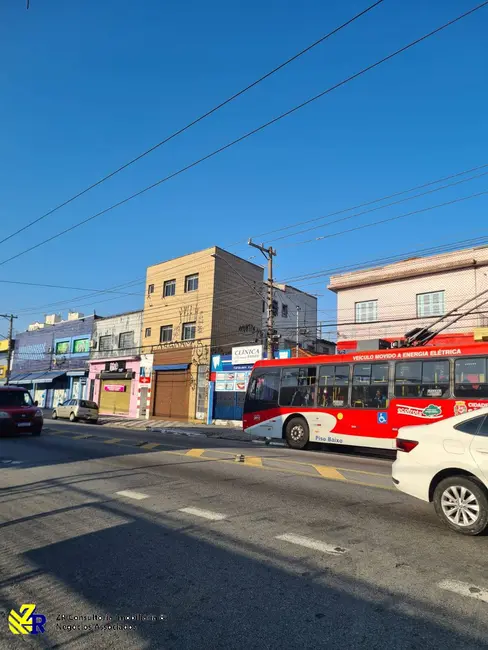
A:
<box><xmin>9</xmin><ymin>370</ymin><xmax>66</xmax><ymax>385</ymax></box>
<box><xmin>154</xmin><ymin>364</ymin><xmax>189</xmax><ymax>371</ymax></box>
<box><xmin>33</xmin><ymin>371</ymin><xmax>66</xmax><ymax>384</ymax></box>
<box><xmin>8</xmin><ymin>373</ymin><xmax>35</xmax><ymax>384</ymax></box>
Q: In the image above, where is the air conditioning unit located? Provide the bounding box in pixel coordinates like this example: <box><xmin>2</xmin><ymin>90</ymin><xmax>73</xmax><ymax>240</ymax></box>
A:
<box><xmin>89</xmin><ymin>340</ymin><xmax>97</xmax><ymax>349</ymax></box>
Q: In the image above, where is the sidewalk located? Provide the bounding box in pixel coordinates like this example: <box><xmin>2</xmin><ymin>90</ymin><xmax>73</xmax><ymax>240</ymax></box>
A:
<box><xmin>43</xmin><ymin>409</ymin><xmax>251</xmax><ymax>442</ymax></box>
<box><xmin>101</xmin><ymin>415</ymin><xmax>250</xmax><ymax>441</ymax></box>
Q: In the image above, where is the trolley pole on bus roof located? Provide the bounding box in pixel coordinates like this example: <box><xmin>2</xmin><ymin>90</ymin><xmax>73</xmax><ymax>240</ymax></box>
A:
<box><xmin>248</xmin><ymin>240</ymin><xmax>276</xmax><ymax>361</ymax></box>
<box><xmin>0</xmin><ymin>313</ymin><xmax>17</xmax><ymax>386</ymax></box>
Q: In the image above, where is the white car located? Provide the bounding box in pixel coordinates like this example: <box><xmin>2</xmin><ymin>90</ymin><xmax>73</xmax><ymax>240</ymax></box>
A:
<box><xmin>392</xmin><ymin>407</ymin><xmax>488</xmax><ymax>535</ymax></box>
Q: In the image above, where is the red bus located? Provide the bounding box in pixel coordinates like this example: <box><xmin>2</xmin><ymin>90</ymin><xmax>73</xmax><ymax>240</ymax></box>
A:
<box><xmin>243</xmin><ymin>342</ymin><xmax>488</xmax><ymax>450</ymax></box>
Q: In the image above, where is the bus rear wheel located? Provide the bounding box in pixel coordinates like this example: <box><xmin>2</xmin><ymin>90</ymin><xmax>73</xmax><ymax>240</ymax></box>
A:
<box><xmin>285</xmin><ymin>417</ymin><xmax>309</xmax><ymax>450</ymax></box>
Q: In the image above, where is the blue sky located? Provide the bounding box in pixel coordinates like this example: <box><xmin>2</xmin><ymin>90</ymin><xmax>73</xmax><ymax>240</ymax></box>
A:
<box><xmin>0</xmin><ymin>0</ymin><xmax>486</xmax><ymax>336</ymax></box>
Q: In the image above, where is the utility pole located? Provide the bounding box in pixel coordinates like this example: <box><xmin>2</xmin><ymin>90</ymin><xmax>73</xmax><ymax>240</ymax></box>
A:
<box><xmin>248</xmin><ymin>240</ymin><xmax>276</xmax><ymax>360</ymax></box>
<box><xmin>0</xmin><ymin>314</ymin><xmax>17</xmax><ymax>385</ymax></box>
<box><xmin>296</xmin><ymin>306</ymin><xmax>301</xmax><ymax>357</ymax></box>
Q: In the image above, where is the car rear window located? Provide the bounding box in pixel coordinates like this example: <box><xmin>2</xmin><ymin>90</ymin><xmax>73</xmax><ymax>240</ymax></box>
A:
<box><xmin>80</xmin><ymin>400</ymin><xmax>98</xmax><ymax>409</ymax></box>
<box><xmin>0</xmin><ymin>390</ymin><xmax>33</xmax><ymax>407</ymax></box>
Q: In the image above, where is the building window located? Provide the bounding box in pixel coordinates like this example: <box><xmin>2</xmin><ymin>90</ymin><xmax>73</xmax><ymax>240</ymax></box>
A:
<box><xmin>272</xmin><ymin>300</ymin><xmax>278</xmax><ymax>317</ymax></box>
<box><xmin>282</xmin><ymin>304</ymin><xmax>288</xmax><ymax>318</ymax></box>
<box><xmin>145</xmin><ymin>327</ymin><xmax>151</xmax><ymax>338</ymax></box>
<box><xmin>182</xmin><ymin>321</ymin><xmax>196</xmax><ymax>341</ymax></box>
<box><xmin>355</xmin><ymin>300</ymin><xmax>378</xmax><ymax>323</ymax></box>
<box><xmin>119</xmin><ymin>331</ymin><xmax>134</xmax><ymax>351</ymax></box>
<box><xmin>185</xmin><ymin>273</ymin><xmax>199</xmax><ymax>293</ymax></box>
<box><xmin>55</xmin><ymin>340</ymin><xmax>70</xmax><ymax>355</ymax></box>
<box><xmin>160</xmin><ymin>325</ymin><xmax>173</xmax><ymax>343</ymax></box>
<box><xmin>417</xmin><ymin>291</ymin><xmax>445</xmax><ymax>318</ymax></box>
<box><xmin>72</xmin><ymin>338</ymin><xmax>90</xmax><ymax>354</ymax></box>
<box><xmin>99</xmin><ymin>335</ymin><xmax>111</xmax><ymax>352</ymax></box>
<box><xmin>147</xmin><ymin>284</ymin><xmax>154</xmax><ymax>295</ymax></box>
<box><xmin>163</xmin><ymin>279</ymin><xmax>176</xmax><ymax>297</ymax></box>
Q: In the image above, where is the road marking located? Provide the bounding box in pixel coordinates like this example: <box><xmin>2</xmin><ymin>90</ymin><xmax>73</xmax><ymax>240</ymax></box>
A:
<box><xmin>312</xmin><ymin>465</ymin><xmax>345</xmax><ymax>480</ymax></box>
<box><xmin>116</xmin><ymin>490</ymin><xmax>149</xmax><ymax>500</ymax></box>
<box><xmin>185</xmin><ymin>448</ymin><xmax>206</xmax><ymax>457</ymax></box>
<box><xmin>276</xmin><ymin>533</ymin><xmax>348</xmax><ymax>555</ymax></box>
<box><xmin>140</xmin><ymin>442</ymin><xmax>161</xmax><ymax>450</ymax></box>
<box><xmin>73</xmin><ymin>434</ymin><xmax>93</xmax><ymax>440</ymax></box>
<box><xmin>179</xmin><ymin>507</ymin><xmax>227</xmax><ymax>521</ymax></box>
<box><xmin>438</xmin><ymin>579</ymin><xmax>488</xmax><ymax>603</ymax></box>
<box><xmin>244</xmin><ymin>456</ymin><xmax>263</xmax><ymax>467</ymax></box>
<box><xmin>104</xmin><ymin>438</ymin><xmax>122</xmax><ymax>445</ymax></box>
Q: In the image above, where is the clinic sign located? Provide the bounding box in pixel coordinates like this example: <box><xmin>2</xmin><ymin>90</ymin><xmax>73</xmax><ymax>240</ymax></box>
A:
<box><xmin>231</xmin><ymin>345</ymin><xmax>263</xmax><ymax>366</ymax></box>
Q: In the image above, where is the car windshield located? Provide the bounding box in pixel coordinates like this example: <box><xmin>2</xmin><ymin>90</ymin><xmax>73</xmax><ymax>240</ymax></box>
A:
<box><xmin>80</xmin><ymin>400</ymin><xmax>98</xmax><ymax>409</ymax></box>
<box><xmin>0</xmin><ymin>390</ymin><xmax>33</xmax><ymax>407</ymax></box>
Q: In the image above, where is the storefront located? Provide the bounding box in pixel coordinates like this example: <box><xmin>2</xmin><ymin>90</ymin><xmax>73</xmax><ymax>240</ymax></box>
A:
<box><xmin>88</xmin><ymin>358</ymin><xmax>140</xmax><ymax>417</ymax></box>
<box><xmin>210</xmin><ymin>347</ymin><xmax>291</xmax><ymax>422</ymax></box>
<box><xmin>151</xmin><ymin>349</ymin><xmax>192</xmax><ymax>421</ymax></box>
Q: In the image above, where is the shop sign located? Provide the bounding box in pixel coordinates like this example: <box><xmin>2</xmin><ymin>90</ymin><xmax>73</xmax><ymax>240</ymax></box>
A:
<box><xmin>139</xmin><ymin>376</ymin><xmax>151</xmax><ymax>384</ymax></box>
<box><xmin>104</xmin><ymin>384</ymin><xmax>126</xmax><ymax>392</ymax></box>
<box><xmin>231</xmin><ymin>345</ymin><xmax>263</xmax><ymax>366</ymax></box>
<box><xmin>105</xmin><ymin>360</ymin><xmax>126</xmax><ymax>373</ymax></box>
<box><xmin>215</xmin><ymin>371</ymin><xmax>250</xmax><ymax>392</ymax></box>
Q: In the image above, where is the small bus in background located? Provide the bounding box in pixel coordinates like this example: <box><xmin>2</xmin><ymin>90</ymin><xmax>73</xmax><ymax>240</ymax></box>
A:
<box><xmin>243</xmin><ymin>342</ymin><xmax>488</xmax><ymax>450</ymax></box>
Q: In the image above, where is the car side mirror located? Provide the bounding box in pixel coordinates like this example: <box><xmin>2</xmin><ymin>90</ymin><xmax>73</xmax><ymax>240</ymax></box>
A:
<box><xmin>34</xmin><ymin>400</ymin><xmax>38</xmax><ymax>407</ymax></box>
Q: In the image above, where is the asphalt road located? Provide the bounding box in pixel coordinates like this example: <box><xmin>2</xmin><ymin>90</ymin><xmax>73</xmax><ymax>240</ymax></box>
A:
<box><xmin>0</xmin><ymin>421</ymin><xmax>487</xmax><ymax>649</ymax></box>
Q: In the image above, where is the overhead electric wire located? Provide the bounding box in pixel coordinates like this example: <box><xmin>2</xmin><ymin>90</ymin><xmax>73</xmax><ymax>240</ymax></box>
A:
<box><xmin>281</xmin><ymin>234</ymin><xmax>488</xmax><ymax>284</ymax></box>
<box><xmin>281</xmin><ymin>188</ymin><xmax>488</xmax><ymax>249</ymax></box>
<box><xmin>1</xmin><ymin>1</ymin><xmax>485</xmax><ymax>268</ymax></box>
<box><xmin>0</xmin><ymin>1</ymin><xmax>386</xmax><ymax>248</ymax></box>
<box><xmin>241</xmin><ymin>163</ymin><xmax>488</xmax><ymax>245</ymax></box>
<box><xmin>266</xmin><ymin>168</ymin><xmax>488</xmax><ymax>244</ymax></box>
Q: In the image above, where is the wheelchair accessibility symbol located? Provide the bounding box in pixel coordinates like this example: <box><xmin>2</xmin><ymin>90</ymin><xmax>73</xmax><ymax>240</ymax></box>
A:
<box><xmin>377</xmin><ymin>412</ymin><xmax>388</xmax><ymax>424</ymax></box>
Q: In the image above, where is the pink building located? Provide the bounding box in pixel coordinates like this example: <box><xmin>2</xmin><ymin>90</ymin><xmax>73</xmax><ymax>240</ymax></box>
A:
<box><xmin>87</xmin><ymin>310</ymin><xmax>143</xmax><ymax>418</ymax></box>
<box><xmin>88</xmin><ymin>357</ymin><xmax>141</xmax><ymax>417</ymax></box>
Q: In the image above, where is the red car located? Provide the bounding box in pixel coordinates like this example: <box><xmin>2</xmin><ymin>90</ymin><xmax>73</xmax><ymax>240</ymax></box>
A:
<box><xmin>0</xmin><ymin>386</ymin><xmax>43</xmax><ymax>436</ymax></box>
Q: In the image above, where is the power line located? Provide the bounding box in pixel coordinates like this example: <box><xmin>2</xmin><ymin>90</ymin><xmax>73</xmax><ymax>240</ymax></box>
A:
<box><xmin>0</xmin><ymin>278</ymin><xmax>142</xmax><ymax>294</ymax></box>
<box><xmin>281</xmin><ymin>188</ymin><xmax>488</xmax><ymax>249</ymax></box>
<box><xmin>241</xmin><ymin>163</ymin><xmax>488</xmax><ymax>245</ymax></box>
<box><xmin>266</xmin><ymin>168</ymin><xmax>488</xmax><ymax>245</ymax></box>
<box><xmin>0</xmin><ymin>1</ymin><xmax>386</xmax><ymax>249</ymax></box>
<box><xmin>1</xmin><ymin>2</ymin><xmax>485</xmax><ymax>268</ymax></box>
<box><xmin>281</xmin><ymin>235</ymin><xmax>488</xmax><ymax>284</ymax></box>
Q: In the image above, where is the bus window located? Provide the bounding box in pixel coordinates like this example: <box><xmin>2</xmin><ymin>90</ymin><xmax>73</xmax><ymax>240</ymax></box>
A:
<box><xmin>351</xmin><ymin>363</ymin><xmax>388</xmax><ymax>408</ymax></box>
<box><xmin>454</xmin><ymin>358</ymin><xmax>488</xmax><ymax>398</ymax></box>
<box><xmin>279</xmin><ymin>367</ymin><xmax>317</xmax><ymax>407</ymax></box>
<box><xmin>421</xmin><ymin>360</ymin><xmax>450</xmax><ymax>398</ymax></box>
<box><xmin>318</xmin><ymin>365</ymin><xmax>349</xmax><ymax>408</ymax></box>
<box><xmin>394</xmin><ymin>360</ymin><xmax>449</xmax><ymax>398</ymax></box>
<box><xmin>394</xmin><ymin>362</ymin><xmax>422</xmax><ymax>398</ymax></box>
<box><xmin>245</xmin><ymin>368</ymin><xmax>280</xmax><ymax>412</ymax></box>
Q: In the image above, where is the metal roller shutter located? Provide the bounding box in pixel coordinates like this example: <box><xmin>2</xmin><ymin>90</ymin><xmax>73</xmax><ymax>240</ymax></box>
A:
<box><xmin>153</xmin><ymin>370</ymin><xmax>190</xmax><ymax>420</ymax></box>
<box><xmin>99</xmin><ymin>379</ymin><xmax>131</xmax><ymax>415</ymax></box>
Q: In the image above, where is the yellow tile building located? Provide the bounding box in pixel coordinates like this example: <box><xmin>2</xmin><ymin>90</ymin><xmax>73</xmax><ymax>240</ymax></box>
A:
<box><xmin>142</xmin><ymin>247</ymin><xmax>263</xmax><ymax>421</ymax></box>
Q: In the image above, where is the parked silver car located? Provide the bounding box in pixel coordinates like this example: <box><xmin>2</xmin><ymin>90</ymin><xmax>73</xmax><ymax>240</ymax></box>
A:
<box><xmin>52</xmin><ymin>399</ymin><xmax>99</xmax><ymax>423</ymax></box>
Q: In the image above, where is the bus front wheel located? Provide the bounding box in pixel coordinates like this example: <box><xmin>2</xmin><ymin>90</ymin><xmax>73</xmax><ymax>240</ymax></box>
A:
<box><xmin>285</xmin><ymin>417</ymin><xmax>309</xmax><ymax>450</ymax></box>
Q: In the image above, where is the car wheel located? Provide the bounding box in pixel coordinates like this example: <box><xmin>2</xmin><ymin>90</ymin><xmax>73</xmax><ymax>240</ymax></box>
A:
<box><xmin>69</xmin><ymin>412</ymin><xmax>77</xmax><ymax>422</ymax></box>
<box><xmin>89</xmin><ymin>419</ymin><xmax>98</xmax><ymax>424</ymax></box>
<box><xmin>285</xmin><ymin>417</ymin><xmax>309</xmax><ymax>450</ymax></box>
<box><xmin>433</xmin><ymin>476</ymin><xmax>488</xmax><ymax>536</ymax></box>
<box><xmin>51</xmin><ymin>410</ymin><xmax>57</xmax><ymax>420</ymax></box>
